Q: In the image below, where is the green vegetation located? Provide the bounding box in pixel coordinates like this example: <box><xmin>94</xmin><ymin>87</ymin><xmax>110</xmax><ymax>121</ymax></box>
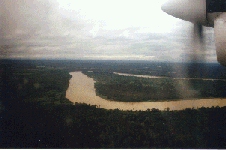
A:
<box><xmin>9</xmin><ymin>68</ymin><xmax>73</xmax><ymax>105</ymax></box>
<box><xmin>3</xmin><ymin>102</ymin><xmax>226</xmax><ymax>148</ymax></box>
<box><xmin>0</xmin><ymin>62</ymin><xmax>226</xmax><ymax>148</ymax></box>
<box><xmin>83</xmin><ymin>71</ymin><xmax>226</xmax><ymax>102</ymax></box>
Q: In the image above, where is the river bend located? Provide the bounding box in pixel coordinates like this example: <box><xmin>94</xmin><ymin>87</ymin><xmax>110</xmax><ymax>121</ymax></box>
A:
<box><xmin>66</xmin><ymin>72</ymin><xmax>226</xmax><ymax>111</ymax></box>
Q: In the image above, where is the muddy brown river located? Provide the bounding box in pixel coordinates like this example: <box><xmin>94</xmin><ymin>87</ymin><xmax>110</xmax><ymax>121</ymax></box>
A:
<box><xmin>66</xmin><ymin>72</ymin><xmax>226</xmax><ymax>111</ymax></box>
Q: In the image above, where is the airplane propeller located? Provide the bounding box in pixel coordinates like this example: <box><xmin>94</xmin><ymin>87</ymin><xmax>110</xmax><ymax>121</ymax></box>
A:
<box><xmin>192</xmin><ymin>23</ymin><xmax>205</xmax><ymax>63</ymax></box>
<box><xmin>194</xmin><ymin>23</ymin><xmax>203</xmax><ymax>44</ymax></box>
<box><xmin>161</xmin><ymin>0</ymin><xmax>226</xmax><ymax>66</ymax></box>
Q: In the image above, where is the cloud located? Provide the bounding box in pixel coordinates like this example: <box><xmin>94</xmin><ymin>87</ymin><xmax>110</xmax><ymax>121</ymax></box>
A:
<box><xmin>0</xmin><ymin>0</ymin><xmax>217</xmax><ymax>63</ymax></box>
<box><xmin>84</xmin><ymin>55</ymin><xmax>156</xmax><ymax>60</ymax></box>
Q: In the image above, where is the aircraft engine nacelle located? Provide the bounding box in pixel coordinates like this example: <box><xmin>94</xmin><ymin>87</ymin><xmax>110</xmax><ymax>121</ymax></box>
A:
<box><xmin>162</xmin><ymin>0</ymin><xmax>226</xmax><ymax>66</ymax></box>
<box><xmin>214</xmin><ymin>13</ymin><xmax>226</xmax><ymax>66</ymax></box>
<box><xmin>161</xmin><ymin>0</ymin><xmax>207</xmax><ymax>25</ymax></box>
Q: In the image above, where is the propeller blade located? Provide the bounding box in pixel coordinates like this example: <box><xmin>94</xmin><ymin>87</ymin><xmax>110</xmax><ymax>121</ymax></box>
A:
<box><xmin>194</xmin><ymin>23</ymin><xmax>203</xmax><ymax>45</ymax></box>
<box><xmin>187</xmin><ymin>23</ymin><xmax>205</xmax><ymax>80</ymax></box>
<box><xmin>190</xmin><ymin>23</ymin><xmax>206</xmax><ymax>63</ymax></box>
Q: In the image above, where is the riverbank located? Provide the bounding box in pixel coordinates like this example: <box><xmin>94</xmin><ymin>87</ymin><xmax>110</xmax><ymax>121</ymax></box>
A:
<box><xmin>66</xmin><ymin>72</ymin><xmax>226</xmax><ymax>111</ymax></box>
<box><xmin>113</xmin><ymin>72</ymin><xmax>226</xmax><ymax>81</ymax></box>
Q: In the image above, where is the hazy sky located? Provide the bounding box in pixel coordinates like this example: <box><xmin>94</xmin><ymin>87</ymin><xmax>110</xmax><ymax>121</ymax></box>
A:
<box><xmin>0</xmin><ymin>0</ymin><xmax>216</xmax><ymax>62</ymax></box>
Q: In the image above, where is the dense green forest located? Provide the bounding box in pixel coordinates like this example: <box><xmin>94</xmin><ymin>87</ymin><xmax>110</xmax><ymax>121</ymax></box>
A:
<box><xmin>83</xmin><ymin>71</ymin><xmax>226</xmax><ymax>102</ymax></box>
<box><xmin>0</xmin><ymin>62</ymin><xmax>226</xmax><ymax>148</ymax></box>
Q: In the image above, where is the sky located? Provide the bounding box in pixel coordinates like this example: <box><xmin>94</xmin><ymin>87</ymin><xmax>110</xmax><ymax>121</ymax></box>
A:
<box><xmin>0</xmin><ymin>0</ymin><xmax>217</xmax><ymax>62</ymax></box>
